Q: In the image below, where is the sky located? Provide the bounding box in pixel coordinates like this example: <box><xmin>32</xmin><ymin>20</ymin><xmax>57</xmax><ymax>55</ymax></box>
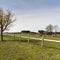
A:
<box><xmin>0</xmin><ymin>0</ymin><xmax>60</xmax><ymax>32</ymax></box>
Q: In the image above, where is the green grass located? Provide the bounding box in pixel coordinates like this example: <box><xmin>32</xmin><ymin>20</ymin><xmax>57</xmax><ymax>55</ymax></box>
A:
<box><xmin>44</xmin><ymin>35</ymin><xmax>60</xmax><ymax>40</ymax></box>
<box><xmin>0</xmin><ymin>33</ymin><xmax>60</xmax><ymax>60</ymax></box>
<box><xmin>0</xmin><ymin>40</ymin><xmax>60</xmax><ymax>60</ymax></box>
<box><xmin>15</xmin><ymin>33</ymin><xmax>60</xmax><ymax>40</ymax></box>
<box><xmin>3</xmin><ymin>33</ymin><xmax>60</xmax><ymax>40</ymax></box>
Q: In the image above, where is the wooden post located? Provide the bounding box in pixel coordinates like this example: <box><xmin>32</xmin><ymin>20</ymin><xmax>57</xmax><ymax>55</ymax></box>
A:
<box><xmin>14</xmin><ymin>33</ymin><xmax>15</xmax><ymax>40</ymax></box>
<box><xmin>41</xmin><ymin>35</ymin><xmax>44</xmax><ymax>47</ymax></box>
<box><xmin>28</xmin><ymin>33</ymin><xmax>30</xmax><ymax>43</ymax></box>
<box><xmin>19</xmin><ymin>33</ymin><xmax>21</xmax><ymax>41</ymax></box>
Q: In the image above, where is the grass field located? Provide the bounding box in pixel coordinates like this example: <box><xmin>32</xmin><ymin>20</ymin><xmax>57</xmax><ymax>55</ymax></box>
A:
<box><xmin>4</xmin><ymin>33</ymin><xmax>60</xmax><ymax>40</ymax></box>
<box><xmin>0</xmin><ymin>33</ymin><xmax>60</xmax><ymax>60</ymax></box>
<box><xmin>16</xmin><ymin>33</ymin><xmax>60</xmax><ymax>40</ymax></box>
<box><xmin>0</xmin><ymin>40</ymin><xmax>60</xmax><ymax>60</ymax></box>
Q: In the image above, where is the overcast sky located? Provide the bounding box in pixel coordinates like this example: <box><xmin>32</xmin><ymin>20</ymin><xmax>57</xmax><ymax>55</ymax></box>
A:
<box><xmin>0</xmin><ymin>0</ymin><xmax>60</xmax><ymax>32</ymax></box>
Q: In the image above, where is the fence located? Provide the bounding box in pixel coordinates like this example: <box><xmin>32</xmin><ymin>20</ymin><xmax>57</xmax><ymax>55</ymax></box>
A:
<box><xmin>0</xmin><ymin>33</ymin><xmax>60</xmax><ymax>48</ymax></box>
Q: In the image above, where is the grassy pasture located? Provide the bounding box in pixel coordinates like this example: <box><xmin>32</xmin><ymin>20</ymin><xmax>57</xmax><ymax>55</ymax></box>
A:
<box><xmin>0</xmin><ymin>33</ymin><xmax>60</xmax><ymax>60</ymax></box>
<box><xmin>15</xmin><ymin>33</ymin><xmax>60</xmax><ymax>40</ymax></box>
<box><xmin>0</xmin><ymin>40</ymin><xmax>60</xmax><ymax>60</ymax></box>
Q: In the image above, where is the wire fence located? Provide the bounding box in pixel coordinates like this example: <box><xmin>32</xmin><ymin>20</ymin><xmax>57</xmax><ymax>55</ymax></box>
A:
<box><xmin>0</xmin><ymin>33</ymin><xmax>60</xmax><ymax>49</ymax></box>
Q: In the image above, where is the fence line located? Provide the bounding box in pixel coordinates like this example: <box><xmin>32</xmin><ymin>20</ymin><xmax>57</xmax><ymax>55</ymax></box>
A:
<box><xmin>21</xmin><ymin>36</ymin><xmax>60</xmax><ymax>43</ymax></box>
<box><xmin>3</xmin><ymin>33</ymin><xmax>60</xmax><ymax>43</ymax></box>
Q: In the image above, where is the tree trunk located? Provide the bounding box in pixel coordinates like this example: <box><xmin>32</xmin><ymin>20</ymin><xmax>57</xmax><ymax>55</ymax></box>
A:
<box><xmin>1</xmin><ymin>29</ymin><xmax>3</xmax><ymax>41</ymax></box>
<box><xmin>1</xmin><ymin>19</ymin><xmax>3</xmax><ymax>41</ymax></box>
<box><xmin>55</xmin><ymin>30</ymin><xmax>56</xmax><ymax>37</ymax></box>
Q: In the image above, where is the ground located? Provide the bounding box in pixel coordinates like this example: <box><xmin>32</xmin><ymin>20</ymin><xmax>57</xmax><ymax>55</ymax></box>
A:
<box><xmin>0</xmin><ymin>33</ymin><xmax>60</xmax><ymax>60</ymax></box>
<box><xmin>0</xmin><ymin>40</ymin><xmax>60</xmax><ymax>60</ymax></box>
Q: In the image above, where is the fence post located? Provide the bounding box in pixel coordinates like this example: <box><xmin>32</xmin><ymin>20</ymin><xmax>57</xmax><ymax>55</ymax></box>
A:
<box><xmin>41</xmin><ymin>35</ymin><xmax>44</xmax><ymax>47</ymax></box>
<box><xmin>28</xmin><ymin>33</ymin><xmax>30</xmax><ymax>43</ymax></box>
<box><xmin>19</xmin><ymin>33</ymin><xmax>21</xmax><ymax>41</ymax></box>
<box><xmin>14</xmin><ymin>33</ymin><xmax>15</xmax><ymax>40</ymax></box>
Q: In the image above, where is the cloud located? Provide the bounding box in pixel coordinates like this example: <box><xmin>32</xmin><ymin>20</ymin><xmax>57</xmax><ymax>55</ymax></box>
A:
<box><xmin>8</xmin><ymin>7</ymin><xmax>60</xmax><ymax>32</ymax></box>
<box><xmin>0</xmin><ymin>0</ymin><xmax>60</xmax><ymax>32</ymax></box>
<box><xmin>1</xmin><ymin>0</ymin><xmax>60</xmax><ymax>11</ymax></box>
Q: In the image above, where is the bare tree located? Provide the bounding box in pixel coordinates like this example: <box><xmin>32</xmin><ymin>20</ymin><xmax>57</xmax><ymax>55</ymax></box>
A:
<box><xmin>45</xmin><ymin>24</ymin><xmax>53</xmax><ymax>33</ymax></box>
<box><xmin>54</xmin><ymin>25</ymin><xmax>59</xmax><ymax>36</ymax></box>
<box><xmin>0</xmin><ymin>8</ymin><xmax>15</xmax><ymax>41</ymax></box>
